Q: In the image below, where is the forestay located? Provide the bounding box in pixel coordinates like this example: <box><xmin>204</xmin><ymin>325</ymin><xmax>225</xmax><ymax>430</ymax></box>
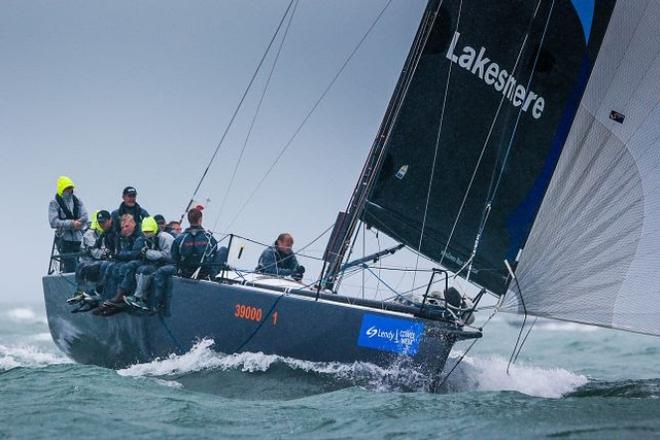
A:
<box><xmin>501</xmin><ymin>1</ymin><xmax>660</xmax><ymax>336</ymax></box>
<box><xmin>360</xmin><ymin>0</ymin><xmax>615</xmax><ymax>295</ymax></box>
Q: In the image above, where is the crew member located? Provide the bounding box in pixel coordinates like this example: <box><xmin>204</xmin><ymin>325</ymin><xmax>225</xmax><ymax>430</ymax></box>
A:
<box><xmin>94</xmin><ymin>213</ymin><xmax>144</xmax><ymax>316</ymax></box>
<box><xmin>123</xmin><ymin>216</ymin><xmax>174</xmax><ymax>312</ymax></box>
<box><xmin>48</xmin><ymin>176</ymin><xmax>89</xmax><ymax>273</ymax></box>
<box><xmin>111</xmin><ymin>186</ymin><xmax>149</xmax><ymax>233</ymax></box>
<box><xmin>171</xmin><ymin>208</ymin><xmax>222</xmax><ymax>279</ymax></box>
<box><xmin>148</xmin><ymin>208</ymin><xmax>226</xmax><ymax>315</ymax></box>
<box><xmin>256</xmin><ymin>233</ymin><xmax>304</xmax><ymax>280</ymax></box>
<box><xmin>153</xmin><ymin>214</ymin><xmax>167</xmax><ymax>233</ymax></box>
<box><xmin>165</xmin><ymin>221</ymin><xmax>182</xmax><ymax>236</ymax></box>
<box><xmin>66</xmin><ymin>210</ymin><xmax>114</xmax><ymax>308</ymax></box>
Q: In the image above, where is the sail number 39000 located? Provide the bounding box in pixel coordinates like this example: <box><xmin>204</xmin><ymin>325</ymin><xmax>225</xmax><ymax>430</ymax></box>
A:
<box><xmin>234</xmin><ymin>304</ymin><xmax>263</xmax><ymax>321</ymax></box>
<box><xmin>234</xmin><ymin>304</ymin><xmax>279</xmax><ymax>325</ymax></box>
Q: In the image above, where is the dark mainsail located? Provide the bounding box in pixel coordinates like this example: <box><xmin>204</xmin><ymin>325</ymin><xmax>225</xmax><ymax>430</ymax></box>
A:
<box><xmin>359</xmin><ymin>0</ymin><xmax>617</xmax><ymax>295</ymax></box>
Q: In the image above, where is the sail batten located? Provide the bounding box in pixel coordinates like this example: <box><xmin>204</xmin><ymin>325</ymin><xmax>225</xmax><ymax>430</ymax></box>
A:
<box><xmin>501</xmin><ymin>1</ymin><xmax>660</xmax><ymax>337</ymax></box>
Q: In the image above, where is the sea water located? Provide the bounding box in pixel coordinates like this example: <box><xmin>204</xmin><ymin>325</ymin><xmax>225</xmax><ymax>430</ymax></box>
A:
<box><xmin>1</xmin><ymin>302</ymin><xmax>658</xmax><ymax>439</ymax></box>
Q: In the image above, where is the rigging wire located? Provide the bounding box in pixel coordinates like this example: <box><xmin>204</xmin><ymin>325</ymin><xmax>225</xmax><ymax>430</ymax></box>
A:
<box><xmin>361</xmin><ymin>222</ymin><xmax>366</xmax><ymax>299</ymax></box>
<box><xmin>223</xmin><ymin>0</ymin><xmax>395</xmax><ymax>232</ymax></box>
<box><xmin>482</xmin><ymin>1</ymin><xmax>556</xmax><ymax>227</ymax></box>
<box><xmin>179</xmin><ymin>0</ymin><xmax>296</xmax><ymax>223</ymax></box>
<box><xmin>437</xmin><ymin>0</ymin><xmax>544</xmax><ymax>268</ymax></box>
<box><xmin>212</xmin><ymin>0</ymin><xmax>300</xmax><ymax>232</ymax></box>
<box><xmin>506</xmin><ymin>273</ymin><xmax>529</xmax><ymax>374</ymax></box>
<box><xmin>513</xmin><ymin>316</ymin><xmax>537</xmax><ymax>365</ymax></box>
<box><xmin>375</xmin><ymin>230</ymin><xmax>382</xmax><ymax>298</ymax></box>
<box><xmin>325</xmin><ymin>0</ymin><xmax>455</xmax><ymax>291</ymax></box>
<box><xmin>412</xmin><ymin>0</ymin><xmax>462</xmax><ymax>293</ymax></box>
<box><xmin>430</xmin><ymin>308</ymin><xmax>498</xmax><ymax>392</ymax></box>
<box><xmin>217</xmin><ymin>222</ymin><xmax>333</xmax><ymax>263</ymax></box>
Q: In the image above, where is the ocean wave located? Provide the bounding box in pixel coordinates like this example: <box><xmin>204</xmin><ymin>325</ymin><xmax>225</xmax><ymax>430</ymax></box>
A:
<box><xmin>4</xmin><ymin>307</ymin><xmax>48</xmax><ymax>325</ymax></box>
<box><xmin>117</xmin><ymin>339</ymin><xmax>586</xmax><ymax>397</ymax></box>
<box><xmin>0</xmin><ymin>344</ymin><xmax>71</xmax><ymax>371</ymax></box>
<box><xmin>450</xmin><ymin>353</ymin><xmax>588</xmax><ymax>398</ymax></box>
<box><xmin>567</xmin><ymin>378</ymin><xmax>660</xmax><ymax>399</ymax></box>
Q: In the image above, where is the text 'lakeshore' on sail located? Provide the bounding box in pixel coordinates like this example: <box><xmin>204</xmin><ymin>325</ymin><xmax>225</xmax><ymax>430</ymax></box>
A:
<box><xmin>446</xmin><ymin>32</ymin><xmax>545</xmax><ymax>119</ymax></box>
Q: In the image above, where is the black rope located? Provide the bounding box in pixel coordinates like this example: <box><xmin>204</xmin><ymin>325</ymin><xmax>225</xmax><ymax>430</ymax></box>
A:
<box><xmin>512</xmin><ymin>316</ymin><xmax>537</xmax><ymax>365</ymax></box>
<box><xmin>56</xmin><ymin>271</ymin><xmax>78</xmax><ymax>288</ymax></box>
<box><xmin>233</xmin><ymin>293</ymin><xmax>285</xmax><ymax>353</ymax></box>
<box><xmin>506</xmin><ymin>274</ymin><xmax>528</xmax><ymax>374</ymax></box>
<box><xmin>431</xmin><ymin>309</ymin><xmax>497</xmax><ymax>392</ymax></box>
<box><xmin>431</xmin><ymin>337</ymin><xmax>479</xmax><ymax>393</ymax></box>
<box><xmin>180</xmin><ymin>0</ymin><xmax>297</xmax><ymax>223</ymax></box>
<box><xmin>158</xmin><ymin>314</ymin><xmax>184</xmax><ymax>354</ymax></box>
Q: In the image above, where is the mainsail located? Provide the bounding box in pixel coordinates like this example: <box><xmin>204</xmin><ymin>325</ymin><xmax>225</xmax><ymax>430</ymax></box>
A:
<box><xmin>501</xmin><ymin>1</ymin><xmax>660</xmax><ymax>337</ymax></box>
<box><xmin>359</xmin><ymin>0</ymin><xmax>616</xmax><ymax>295</ymax></box>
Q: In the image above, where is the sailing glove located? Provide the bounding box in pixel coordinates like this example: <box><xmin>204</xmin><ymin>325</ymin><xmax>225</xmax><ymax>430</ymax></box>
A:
<box><xmin>293</xmin><ymin>265</ymin><xmax>305</xmax><ymax>281</ymax></box>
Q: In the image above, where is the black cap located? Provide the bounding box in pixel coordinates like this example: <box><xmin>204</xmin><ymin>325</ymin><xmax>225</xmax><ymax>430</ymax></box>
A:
<box><xmin>154</xmin><ymin>214</ymin><xmax>166</xmax><ymax>224</ymax></box>
<box><xmin>96</xmin><ymin>210</ymin><xmax>111</xmax><ymax>223</ymax></box>
<box><xmin>122</xmin><ymin>186</ymin><xmax>137</xmax><ymax>196</ymax></box>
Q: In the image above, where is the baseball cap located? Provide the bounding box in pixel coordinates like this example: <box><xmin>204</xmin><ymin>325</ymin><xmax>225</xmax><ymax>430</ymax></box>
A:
<box><xmin>96</xmin><ymin>210</ymin><xmax>111</xmax><ymax>223</ymax></box>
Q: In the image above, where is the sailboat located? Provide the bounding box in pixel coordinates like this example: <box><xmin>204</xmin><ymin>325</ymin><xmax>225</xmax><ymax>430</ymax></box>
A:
<box><xmin>43</xmin><ymin>0</ymin><xmax>660</xmax><ymax>382</ymax></box>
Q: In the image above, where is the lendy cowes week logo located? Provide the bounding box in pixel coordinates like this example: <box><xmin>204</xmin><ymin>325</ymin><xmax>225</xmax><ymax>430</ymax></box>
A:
<box><xmin>358</xmin><ymin>315</ymin><xmax>424</xmax><ymax>356</ymax></box>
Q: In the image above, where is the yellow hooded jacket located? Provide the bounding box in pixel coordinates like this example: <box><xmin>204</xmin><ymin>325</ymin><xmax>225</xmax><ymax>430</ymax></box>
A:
<box><xmin>141</xmin><ymin>217</ymin><xmax>159</xmax><ymax>235</ymax></box>
<box><xmin>57</xmin><ymin>176</ymin><xmax>75</xmax><ymax>197</ymax></box>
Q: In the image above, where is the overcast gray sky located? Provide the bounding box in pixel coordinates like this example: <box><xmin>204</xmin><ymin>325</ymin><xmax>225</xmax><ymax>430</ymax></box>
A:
<box><xmin>0</xmin><ymin>0</ymin><xmax>438</xmax><ymax>302</ymax></box>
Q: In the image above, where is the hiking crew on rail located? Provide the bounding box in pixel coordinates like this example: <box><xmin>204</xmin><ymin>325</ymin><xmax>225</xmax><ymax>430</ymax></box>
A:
<box><xmin>50</xmin><ymin>177</ymin><xmax>305</xmax><ymax>316</ymax></box>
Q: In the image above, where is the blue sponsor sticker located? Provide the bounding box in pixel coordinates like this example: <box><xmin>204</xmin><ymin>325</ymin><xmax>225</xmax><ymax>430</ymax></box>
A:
<box><xmin>357</xmin><ymin>314</ymin><xmax>425</xmax><ymax>356</ymax></box>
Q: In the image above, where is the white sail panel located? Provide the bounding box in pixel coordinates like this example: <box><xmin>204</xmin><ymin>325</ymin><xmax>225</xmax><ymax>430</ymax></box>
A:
<box><xmin>500</xmin><ymin>0</ymin><xmax>660</xmax><ymax>336</ymax></box>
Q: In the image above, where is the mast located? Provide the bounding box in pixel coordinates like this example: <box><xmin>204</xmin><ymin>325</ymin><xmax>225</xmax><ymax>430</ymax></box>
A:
<box><xmin>323</xmin><ymin>1</ymin><xmax>441</xmax><ymax>289</ymax></box>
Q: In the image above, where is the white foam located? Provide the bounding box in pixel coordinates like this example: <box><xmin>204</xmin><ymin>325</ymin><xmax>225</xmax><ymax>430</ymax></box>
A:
<box><xmin>118</xmin><ymin>339</ymin><xmax>426</xmax><ymax>391</ymax></box>
<box><xmin>449</xmin><ymin>353</ymin><xmax>588</xmax><ymax>398</ymax></box>
<box><xmin>29</xmin><ymin>332</ymin><xmax>54</xmax><ymax>342</ymax></box>
<box><xmin>117</xmin><ymin>339</ymin><xmax>340</xmax><ymax>376</ymax></box>
<box><xmin>0</xmin><ymin>344</ymin><xmax>71</xmax><ymax>371</ymax></box>
<box><xmin>151</xmin><ymin>378</ymin><xmax>184</xmax><ymax>389</ymax></box>
<box><xmin>117</xmin><ymin>339</ymin><xmax>586</xmax><ymax>397</ymax></box>
<box><xmin>5</xmin><ymin>308</ymin><xmax>48</xmax><ymax>325</ymax></box>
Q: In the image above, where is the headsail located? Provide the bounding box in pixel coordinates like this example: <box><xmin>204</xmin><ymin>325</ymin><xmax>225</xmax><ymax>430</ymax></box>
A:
<box><xmin>501</xmin><ymin>1</ymin><xmax>660</xmax><ymax>337</ymax></box>
<box><xmin>360</xmin><ymin>0</ymin><xmax>616</xmax><ymax>295</ymax></box>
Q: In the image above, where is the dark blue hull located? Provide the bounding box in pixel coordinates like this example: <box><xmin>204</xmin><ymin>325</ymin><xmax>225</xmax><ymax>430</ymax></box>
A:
<box><xmin>43</xmin><ymin>275</ymin><xmax>479</xmax><ymax>373</ymax></box>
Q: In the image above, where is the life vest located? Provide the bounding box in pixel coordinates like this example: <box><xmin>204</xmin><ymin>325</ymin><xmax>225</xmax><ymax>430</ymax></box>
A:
<box><xmin>95</xmin><ymin>231</ymin><xmax>115</xmax><ymax>256</ymax></box>
<box><xmin>55</xmin><ymin>194</ymin><xmax>80</xmax><ymax>220</ymax></box>
<box><xmin>117</xmin><ymin>202</ymin><xmax>146</xmax><ymax>225</ymax></box>
<box><xmin>145</xmin><ymin>234</ymin><xmax>162</xmax><ymax>251</ymax></box>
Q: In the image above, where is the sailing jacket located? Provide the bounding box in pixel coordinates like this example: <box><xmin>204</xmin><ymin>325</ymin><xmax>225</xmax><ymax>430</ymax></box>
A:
<box><xmin>143</xmin><ymin>231</ymin><xmax>174</xmax><ymax>265</ymax></box>
<box><xmin>112</xmin><ymin>231</ymin><xmax>145</xmax><ymax>262</ymax></box>
<box><xmin>171</xmin><ymin>226</ymin><xmax>218</xmax><ymax>277</ymax></box>
<box><xmin>80</xmin><ymin>229</ymin><xmax>116</xmax><ymax>264</ymax></box>
<box><xmin>48</xmin><ymin>194</ymin><xmax>89</xmax><ymax>242</ymax></box>
<box><xmin>256</xmin><ymin>246</ymin><xmax>300</xmax><ymax>277</ymax></box>
<box><xmin>111</xmin><ymin>202</ymin><xmax>149</xmax><ymax>233</ymax></box>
